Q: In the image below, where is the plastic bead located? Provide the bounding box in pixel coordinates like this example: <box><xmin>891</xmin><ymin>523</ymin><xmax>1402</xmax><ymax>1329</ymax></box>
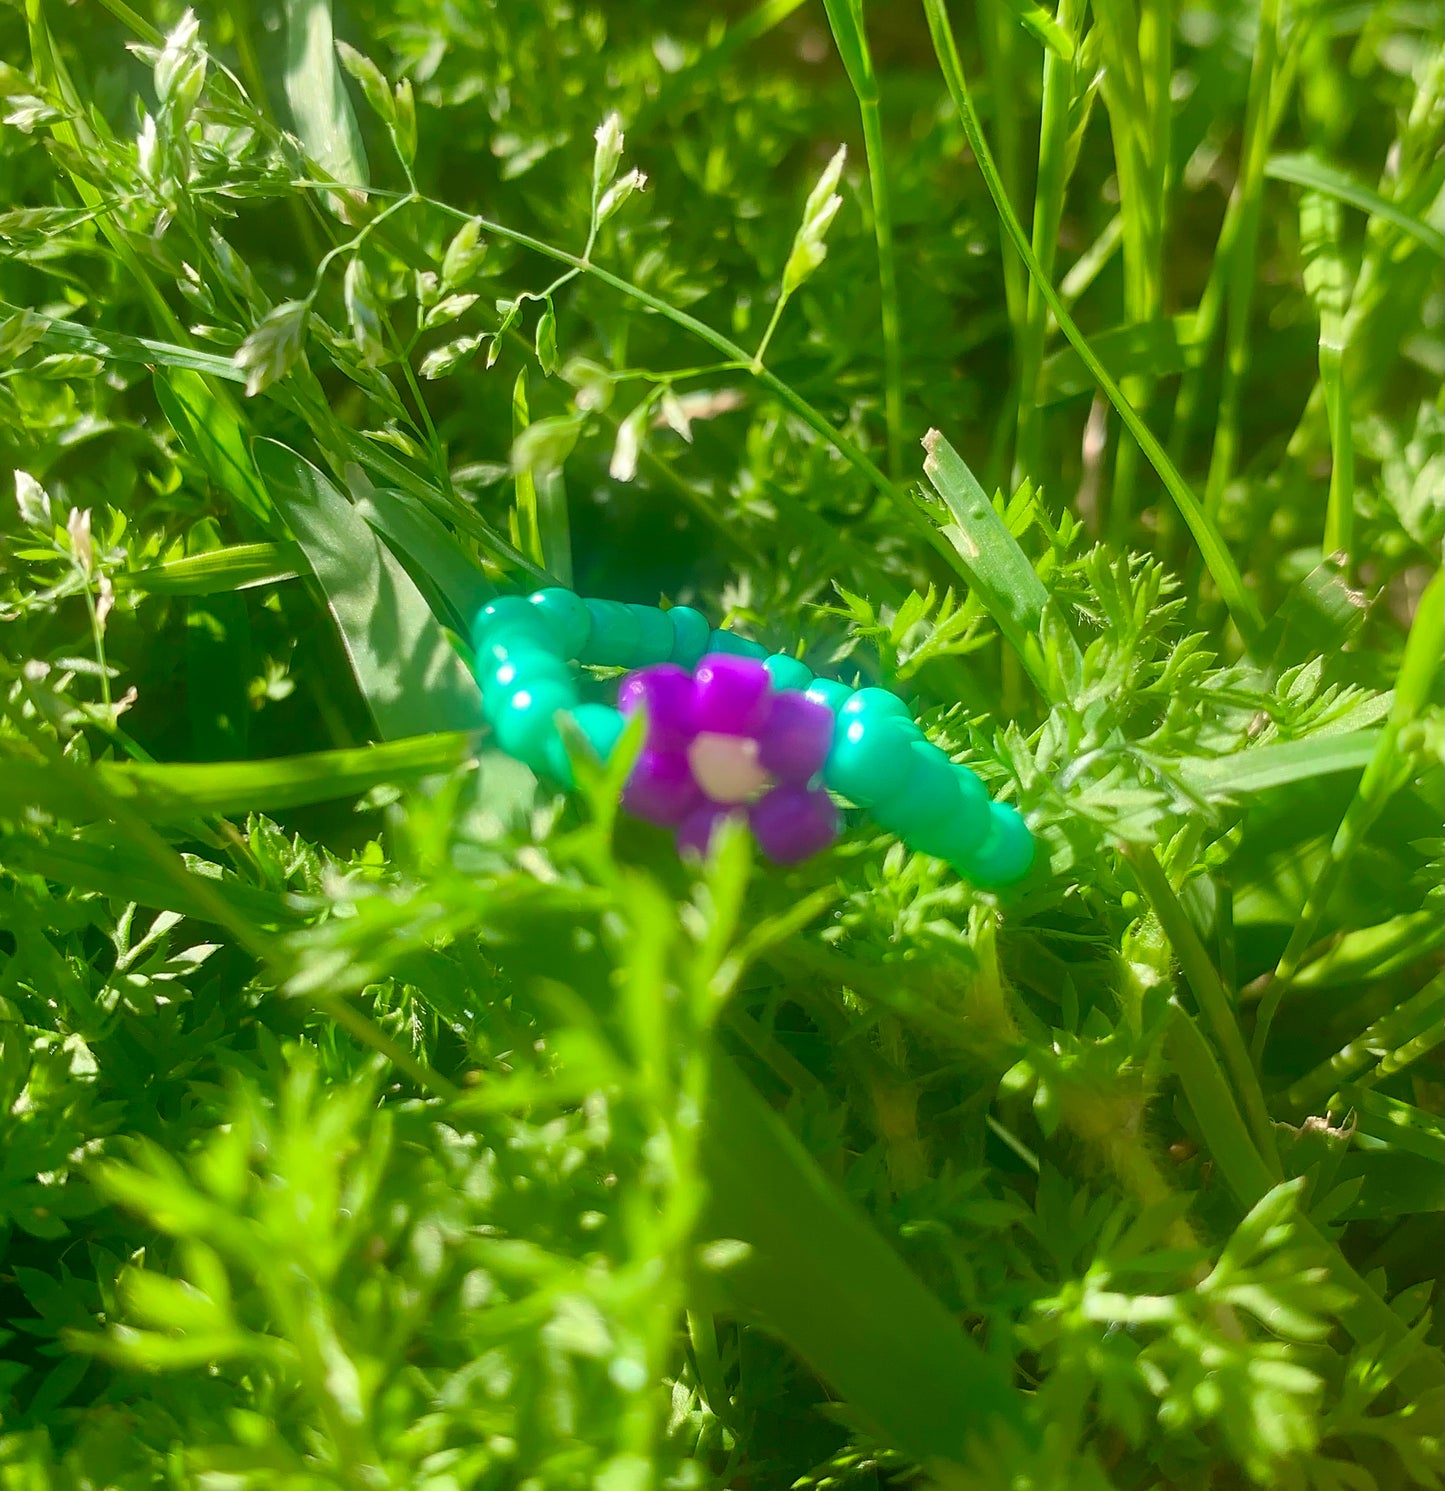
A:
<box><xmin>622</xmin><ymin>747</ymin><xmax>701</xmax><ymax>826</ymax></box>
<box><xmin>804</xmin><ymin>677</ymin><xmax>855</xmax><ymax>714</ymax></box>
<box><xmin>473</xmin><ymin>595</ymin><xmax>552</xmax><ymax>655</ymax></box>
<box><xmin>570</xmin><ymin>702</ymin><xmax>626</xmax><ymax>761</ymax></box>
<box><xmin>617</xmin><ymin>664</ymin><xmax>697</xmax><ymax>750</ymax></box>
<box><xmin>955</xmin><ymin>802</ymin><xmax>1035</xmax><ymax>886</ymax></box>
<box><xmin>693</xmin><ymin>654</ymin><xmax>773</xmax><ymax>736</ymax></box>
<box><xmin>543</xmin><ymin>701</ymin><xmax>626</xmax><ymax>784</ymax></box>
<box><xmin>666</xmin><ymin>606</ymin><xmax>712</xmax><ymax>668</ymax></box>
<box><xmin>580</xmin><ymin>599</ymin><xmax>643</xmax><ymax>666</ymax></box>
<box><xmin>750</xmin><ymin>785</ymin><xmax>840</xmax><ymax>865</ymax></box>
<box><xmin>840</xmin><ymin>687</ymin><xmax>912</xmax><ymax>724</ymax></box>
<box><xmin>469</xmin><ymin>587</ymin><xmax>1033</xmax><ymax>886</ymax></box>
<box><xmin>492</xmin><ymin>678</ymin><xmax>577</xmax><ymax>768</ymax></box>
<box><xmin>763</xmin><ymin>654</ymin><xmax>813</xmax><ymax>692</ymax></box>
<box><xmin>757</xmin><ymin>689</ymin><xmax>834</xmax><ymax>784</ymax></box>
<box><xmin>676</xmin><ymin>802</ymin><xmax>740</xmax><ymax>861</ymax></box>
<box><xmin>707</xmin><ymin>629</ymin><xmax>767</xmax><ymax>659</ymax></box>
<box><xmin>823</xmin><ymin>713</ymin><xmax>915</xmax><ymax>807</ymax></box>
<box><xmin>481</xmin><ymin>650</ymin><xmax>573</xmax><ymax>722</ymax></box>
<box><xmin>628</xmin><ymin>604</ymin><xmax>676</xmax><ymax>665</ymax></box>
<box><xmin>876</xmin><ymin>745</ymin><xmax>991</xmax><ymax>859</ymax></box>
<box><xmin>688</xmin><ymin>732</ymin><xmax>768</xmax><ymax>804</ymax></box>
<box><xmin>527</xmin><ymin>588</ymin><xmax>591</xmax><ymax>657</ymax></box>
<box><xmin>474</xmin><ymin>624</ymin><xmax>554</xmax><ymax>672</ymax></box>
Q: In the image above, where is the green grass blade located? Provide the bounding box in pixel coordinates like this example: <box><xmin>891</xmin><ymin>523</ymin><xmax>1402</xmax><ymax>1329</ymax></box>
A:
<box><xmin>920</xmin><ymin>428</ymin><xmax>1077</xmax><ymax>695</ymax></box>
<box><xmin>1015</xmin><ymin>0</ymin><xmax>1080</xmax><ymax>480</ymax></box>
<box><xmin>12</xmin><ymin>306</ymin><xmax>244</xmax><ymax>381</ymax></box>
<box><xmin>92</xmin><ymin>733</ymin><xmax>476</xmax><ymax>822</ymax></box>
<box><xmin>155</xmin><ymin>369</ymin><xmax>275</xmax><ymax>531</ymax></box>
<box><xmin>920</xmin><ymin>0</ymin><xmax>1264</xmax><ymax>647</ymax></box>
<box><xmin>1200</xmin><ymin>0</ymin><xmax>1282</xmax><ymax>525</ymax></box>
<box><xmin>117</xmin><ymin>543</ymin><xmax>305</xmax><ymax>596</ymax></box>
<box><xmin>1267</xmin><ymin>152</ymin><xmax>1445</xmax><ymax>256</ymax></box>
<box><xmin>996</xmin><ymin>0</ymin><xmax>1076</xmax><ymax>59</ymax></box>
<box><xmin>1345</xmin><ymin>1086</ymin><xmax>1445</xmax><ymax>1167</ymax></box>
<box><xmin>820</xmin><ymin>0</ymin><xmax>904</xmax><ymax>477</ymax></box>
<box><xmin>702</xmin><ymin>1051</ymin><xmax>1027</xmax><ymax>1462</ymax></box>
<box><xmin>1040</xmin><ymin>315</ymin><xmax>1205</xmax><ymax>405</ymax></box>
<box><xmin>1168</xmin><ymin>1001</ymin><xmax>1445</xmax><ymax>1392</ymax></box>
<box><xmin>346</xmin><ymin>471</ymin><xmax>495</xmax><ymax>634</ymax></box>
<box><xmin>1257</xmin><ymin>567</ymin><xmax>1444</xmax><ymax>1052</ymax></box>
<box><xmin>283</xmin><ymin>0</ymin><xmax>369</xmax><ymax>199</ymax></box>
<box><xmin>1127</xmin><ymin>845</ymin><xmax>1279</xmax><ymax>1172</ymax></box>
<box><xmin>255</xmin><ymin>439</ymin><xmax>482</xmax><ymax>739</ymax></box>
<box><xmin>1178</xmin><ymin>731</ymin><xmax>1382</xmax><ymax>797</ymax></box>
<box><xmin>1282</xmin><ymin>976</ymin><xmax>1445</xmax><ymax>1116</ymax></box>
<box><xmin>1299</xmin><ymin>190</ymin><xmax>1355</xmax><ymax>562</ymax></box>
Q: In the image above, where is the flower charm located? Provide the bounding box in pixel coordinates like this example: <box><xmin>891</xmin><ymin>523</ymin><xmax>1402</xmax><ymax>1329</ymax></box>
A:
<box><xmin>617</xmin><ymin>654</ymin><xmax>839</xmax><ymax>864</ymax></box>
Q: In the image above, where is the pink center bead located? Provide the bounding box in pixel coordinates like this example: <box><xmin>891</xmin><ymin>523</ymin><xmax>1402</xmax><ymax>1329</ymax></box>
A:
<box><xmin>688</xmin><ymin>732</ymin><xmax>770</xmax><ymax>804</ymax></box>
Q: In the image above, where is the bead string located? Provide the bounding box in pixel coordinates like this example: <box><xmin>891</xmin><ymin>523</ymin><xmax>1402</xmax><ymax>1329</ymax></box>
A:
<box><xmin>471</xmin><ymin>588</ymin><xmax>1034</xmax><ymax>886</ymax></box>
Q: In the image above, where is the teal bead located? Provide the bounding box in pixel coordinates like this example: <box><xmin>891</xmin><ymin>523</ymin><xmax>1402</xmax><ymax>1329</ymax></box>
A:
<box><xmin>880</xmin><ymin>747</ymin><xmax>992</xmax><ymax>858</ymax></box>
<box><xmin>569</xmin><ymin>701</ymin><xmax>625</xmax><ymax>761</ymax></box>
<box><xmin>764</xmin><ymin>654</ymin><xmax>813</xmax><ymax>691</ymax></box>
<box><xmin>840</xmin><ymin>687</ymin><xmax>911</xmax><ymax>723</ymax></box>
<box><xmin>480</xmin><ymin>650</ymin><xmax>572</xmax><ymax>723</ymax></box>
<box><xmin>956</xmin><ymin>802</ymin><xmax>1035</xmax><ymax>887</ymax></box>
<box><xmin>473</xmin><ymin>595</ymin><xmax>551</xmax><ymax>656</ymax></box>
<box><xmin>628</xmin><ymin>604</ymin><xmax>675</xmax><ymax>664</ymax></box>
<box><xmin>666</xmin><ymin>606</ymin><xmax>712</xmax><ymax>668</ymax></box>
<box><xmin>543</xmin><ymin>702</ymin><xmax>625</xmax><ymax>785</ymax></box>
<box><xmin>526</xmin><ymin>588</ymin><xmax>591</xmax><ymax>657</ymax></box>
<box><xmin>804</xmin><ymin>678</ymin><xmax>855</xmax><ymax>714</ymax></box>
<box><xmin>707</xmin><ymin>629</ymin><xmax>767</xmax><ymax>659</ymax></box>
<box><xmin>475</xmin><ymin>623</ymin><xmax>550</xmax><ymax>668</ymax></box>
<box><xmin>492</xmin><ymin>678</ymin><xmax>577</xmax><ymax>768</ymax></box>
<box><xmin>580</xmin><ymin>599</ymin><xmax>643</xmax><ymax>666</ymax></box>
<box><xmin>823</xmin><ymin>713</ymin><xmax>915</xmax><ymax>807</ymax></box>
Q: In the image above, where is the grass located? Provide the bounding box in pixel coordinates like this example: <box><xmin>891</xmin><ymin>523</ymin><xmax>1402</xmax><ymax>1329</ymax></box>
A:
<box><xmin>0</xmin><ymin>0</ymin><xmax>1442</xmax><ymax>1486</ymax></box>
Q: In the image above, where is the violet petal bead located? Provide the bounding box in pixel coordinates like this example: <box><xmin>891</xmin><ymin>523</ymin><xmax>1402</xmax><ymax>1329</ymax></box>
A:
<box><xmin>692</xmin><ymin>653</ymin><xmax>773</xmax><ymax>736</ymax></box>
<box><xmin>676</xmin><ymin>802</ymin><xmax>743</xmax><ymax>861</ymax></box>
<box><xmin>749</xmin><ymin>785</ymin><xmax>840</xmax><ymax>865</ymax></box>
<box><xmin>622</xmin><ymin>747</ymin><xmax>701</xmax><ymax>827</ymax></box>
<box><xmin>757</xmin><ymin>689</ymin><xmax>835</xmax><ymax>784</ymax></box>
<box><xmin>617</xmin><ymin>663</ymin><xmax>698</xmax><ymax>750</ymax></box>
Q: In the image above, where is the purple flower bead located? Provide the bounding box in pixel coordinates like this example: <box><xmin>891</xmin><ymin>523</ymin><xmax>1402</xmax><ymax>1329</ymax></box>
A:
<box><xmin>757</xmin><ymin>689</ymin><xmax>834</xmax><ymax>784</ymax></box>
<box><xmin>617</xmin><ymin>663</ymin><xmax>698</xmax><ymax>750</ymax></box>
<box><xmin>692</xmin><ymin>653</ymin><xmax>773</xmax><ymax>737</ymax></box>
<box><xmin>676</xmin><ymin>801</ymin><xmax>744</xmax><ymax>861</ymax></box>
<box><xmin>749</xmin><ymin>785</ymin><xmax>840</xmax><ymax>865</ymax></box>
<box><xmin>622</xmin><ymin>747</ymin><xmax>700</xmax><ymax>827</ymax></box>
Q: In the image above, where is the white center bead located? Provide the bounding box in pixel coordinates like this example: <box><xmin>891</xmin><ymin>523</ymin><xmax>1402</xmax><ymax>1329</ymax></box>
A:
<box><xmin>688</xmin><ymin>732</ymin><xmax>769</xmax><ymax>804</ymax></box>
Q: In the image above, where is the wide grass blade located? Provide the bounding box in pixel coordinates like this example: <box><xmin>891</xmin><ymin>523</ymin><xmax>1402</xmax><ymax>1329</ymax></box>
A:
<box><xmin>701</xmin><ymin>1051</ymin><xmax>1027</xmax><ymax>1463</ymax></box>
<box><xmin>90</xmin><ymin>733</ymin><xmax>477</xmax><ymax>823</ymax></box>
<box><xmin>283</xmin><ymin>0</ymin><xmax>369</xmax><ymax>199</ymax></box>
<box><xmin>155</xmin><ymin>369</ymin><xmax>275</xmax><ymax>531</ymax></box>
<box><xmin>118</xmin><ymin>543</ymin><xmax>305</xmax><ymax>596</ymax></box>
<box><xmin>346</xmin><ymin>469</ymin><xmax>495</xmax><ymax>634</ymax></box>
<box><xmin>1179</xmin><ymin>732</ymin><xmax>1382</xmax><ymax>797</ymax></box>
<box><xmin>255</xmin><ymin>439</ymin><xmax>482</xmax><ymax>740</ymax></box>
<box><xmin>1267</xmin><ymin>153</ymin><xmax>1445</xmax><ymax>256</ymax></box>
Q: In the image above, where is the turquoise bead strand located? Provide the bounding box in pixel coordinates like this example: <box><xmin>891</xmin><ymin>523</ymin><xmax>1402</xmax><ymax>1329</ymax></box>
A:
<box><xmin>470</xmin><ymin>589</ymin><xmax>1034</xmax><ymax>887</ymax></box>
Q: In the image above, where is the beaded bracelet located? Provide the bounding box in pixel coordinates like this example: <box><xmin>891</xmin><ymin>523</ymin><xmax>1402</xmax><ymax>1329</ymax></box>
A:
<box><xmin>470</xmin><ymin>588</ymin><xmax>1034</xmax><ymax>886</ymax></box>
